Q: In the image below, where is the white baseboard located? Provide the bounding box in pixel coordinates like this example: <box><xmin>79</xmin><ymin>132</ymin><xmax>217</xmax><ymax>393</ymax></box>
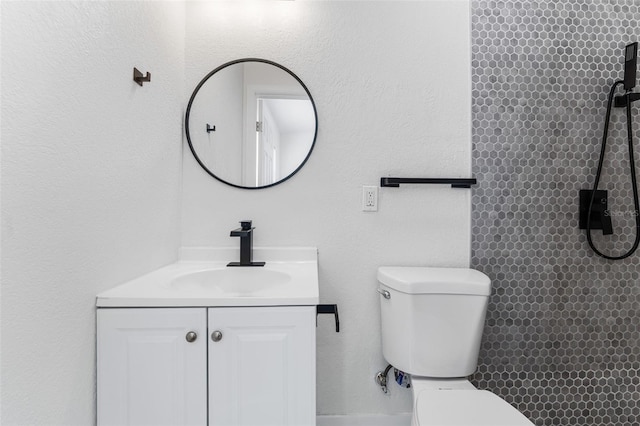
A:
<box><xmin>316</xmin><ymin>414</ymin><xmax>411</xmax><ymax>426</ymax></box>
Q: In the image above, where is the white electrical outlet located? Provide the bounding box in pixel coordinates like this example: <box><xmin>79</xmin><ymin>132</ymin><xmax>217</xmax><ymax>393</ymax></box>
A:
<box><xmin>362</xmin><ymin>185</ymin><xmax>378</xmax><ymax>212</ymax></box>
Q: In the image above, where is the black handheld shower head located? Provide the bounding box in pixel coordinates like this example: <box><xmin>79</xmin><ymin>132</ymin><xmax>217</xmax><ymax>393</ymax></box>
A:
<box><xmin>584</xmin><ymin>42</ymin><xmax>640</xmax><ymax>260</ymax></box>
<box><xmin>624</xmin><ymin>42</ymin><xmax>638</xmax><ymax>91</ymax></box>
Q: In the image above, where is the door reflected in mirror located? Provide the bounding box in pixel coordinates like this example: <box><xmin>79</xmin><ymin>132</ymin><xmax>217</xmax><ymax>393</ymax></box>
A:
<box><xmin>185</xmin><ymin>59</ymin><xmax>318</xmax><ymax>189</ymax></box>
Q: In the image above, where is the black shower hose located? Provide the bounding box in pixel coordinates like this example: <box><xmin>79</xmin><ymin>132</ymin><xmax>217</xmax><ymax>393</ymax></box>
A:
<box><xmin>586</xmin><ymin>80</ymin><xmax>640</xmax><ymax>260</ymax></box>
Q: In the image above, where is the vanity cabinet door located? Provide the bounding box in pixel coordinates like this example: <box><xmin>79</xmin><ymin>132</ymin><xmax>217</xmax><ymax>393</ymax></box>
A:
<box><xmin>97</xmin><ymin>308</ymin><xmax>207</xmax><ymax>426</ymax></box>
<box><xmin>208</xmin><ymin>306</ymin><xmax>316</xmax><ymax>426</ymax></box>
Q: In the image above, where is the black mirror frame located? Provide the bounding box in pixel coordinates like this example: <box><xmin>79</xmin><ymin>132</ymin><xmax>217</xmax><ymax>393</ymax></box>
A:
<box><xmin>184</xmin><ymin>58</ymin><xmax>318</xmax><ymax>190</ymax></box>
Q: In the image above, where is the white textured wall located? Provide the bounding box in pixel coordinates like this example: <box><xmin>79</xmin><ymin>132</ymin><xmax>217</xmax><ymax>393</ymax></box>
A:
<box><xmin>1</xmin><ymin>1</ymin><xmax>471</xmax><ymax>422</ymax></box>
<box><xmin>183</xmin><ymin>1</ymin><xmax>471</xmax><ymax>416</ymax></box>
<box><xmin>1</xmin><ymin>2</ymin><xmax>185</xmax><ymax>425</ymax></box>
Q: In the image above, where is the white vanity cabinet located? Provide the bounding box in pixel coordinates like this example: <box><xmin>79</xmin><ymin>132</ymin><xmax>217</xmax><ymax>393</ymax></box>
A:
<box><xmin>97</xmin><ymin>308</ymin><xmax>208</xmax><ymax>426</ymax></box>
<box><xmin>208</xmin><ymin>306</ymin><xmax>316</xmax><ymax>426</ymax></box>
<box><xmin>97</xmin><ymin>306</ymin><xmax>316</xmax><ymax>426</ymax></box>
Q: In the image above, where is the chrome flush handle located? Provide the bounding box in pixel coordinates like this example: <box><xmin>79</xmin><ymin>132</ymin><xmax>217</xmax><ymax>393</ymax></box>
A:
<box><xmin>377</xmin><ymin>288</ymin><xmax>391</xmax><ymax>299</ymax></box>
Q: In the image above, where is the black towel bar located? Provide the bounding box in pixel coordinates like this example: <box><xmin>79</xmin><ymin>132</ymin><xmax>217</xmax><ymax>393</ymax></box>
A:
<box><xmin>380</xmin><ymin>177</ymin><xmax>477</xmax><ymax>188</ymax></box>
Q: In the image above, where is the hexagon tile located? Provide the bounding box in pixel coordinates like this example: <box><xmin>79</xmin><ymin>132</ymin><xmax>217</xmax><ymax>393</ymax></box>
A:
<box><xmin>470</xmin><ymin>1</ymin><xmax>640</xmax><ymax>425</ymax></box>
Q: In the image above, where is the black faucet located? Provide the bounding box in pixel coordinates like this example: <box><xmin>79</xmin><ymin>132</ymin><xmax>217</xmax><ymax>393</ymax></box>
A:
<box><xmin>227</xmin><ymin>220</ymin><xmax>265</xmax><ymax>267</ymax></box>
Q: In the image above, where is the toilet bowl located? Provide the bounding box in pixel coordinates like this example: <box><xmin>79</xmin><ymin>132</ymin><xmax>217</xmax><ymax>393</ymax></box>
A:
<box><xmin>377</xmin><ymin>267</ymin><xmax>534</xmax><ymax>426</ymax></box>
<box><xmin>410</xmin><ymin>378</ymin><xmax>533</xmax><ymax>426</ymax></box>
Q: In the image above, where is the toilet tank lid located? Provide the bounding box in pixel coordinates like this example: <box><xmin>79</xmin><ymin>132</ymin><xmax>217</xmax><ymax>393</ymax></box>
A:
<box><xmin>377</xmin><ymin>267</ymin><xmax>491</xmax><ymax>296</ymax></box>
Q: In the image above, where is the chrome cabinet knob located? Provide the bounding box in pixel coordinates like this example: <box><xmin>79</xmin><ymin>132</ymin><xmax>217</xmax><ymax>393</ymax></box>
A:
<box><xmin>185</xmin><ymin>331</ymin><xmax>198</xmax><ymax>342</ymax></box>
<box><xmin>211</xmin><ymin>330</ymin><xmax>223</xmax><ymax>342</ymax></box>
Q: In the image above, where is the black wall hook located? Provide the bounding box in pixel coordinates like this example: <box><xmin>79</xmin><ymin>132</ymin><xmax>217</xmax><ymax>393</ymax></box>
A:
<box><xmin>133</xmin><ymin>67</ymin><xmax>151</xmax><ymax>86</ymax></box>
<box><xmin>206</xmin><ymin>124</ymin><xmax>216</xmax><ymax>133</ymax></box>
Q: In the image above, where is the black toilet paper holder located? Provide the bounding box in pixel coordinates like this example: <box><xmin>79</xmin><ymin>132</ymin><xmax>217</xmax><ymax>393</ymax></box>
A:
<box><xmin>316</xmin><ymin>304</ymin><xmax>340</xmax><ymax>332</ymax></box>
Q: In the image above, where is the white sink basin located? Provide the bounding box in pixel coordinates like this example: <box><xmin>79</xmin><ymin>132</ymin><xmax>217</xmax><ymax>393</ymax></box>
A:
<box><xmin>170</xmin><ymin>268</ymin><xmax>292</xmax><ymax>296</ymax></box>
<box><xmin>96</xmin><ymin>247</ymin><xmax>319</xmax><ymax>307</ymax></box>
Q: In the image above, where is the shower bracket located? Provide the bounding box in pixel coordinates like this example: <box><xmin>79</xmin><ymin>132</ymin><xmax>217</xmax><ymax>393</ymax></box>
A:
<box><xmin>614</xmin><ymin>92</ymin><xmax>640</xmax><ymax>108</ymax></box>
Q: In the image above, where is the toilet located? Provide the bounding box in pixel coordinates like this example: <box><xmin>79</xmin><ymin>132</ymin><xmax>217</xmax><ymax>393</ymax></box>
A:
<box><xmin>377</xmin><ymin>266</ymin><xmax>535</xmax><ymax>426</ymax></box>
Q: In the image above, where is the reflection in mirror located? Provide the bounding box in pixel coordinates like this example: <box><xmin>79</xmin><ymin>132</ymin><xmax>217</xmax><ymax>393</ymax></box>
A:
<box><xmin>185</xmin><ymin>59</ymin><xmax>317</xmax><ymax>189</ymax></box>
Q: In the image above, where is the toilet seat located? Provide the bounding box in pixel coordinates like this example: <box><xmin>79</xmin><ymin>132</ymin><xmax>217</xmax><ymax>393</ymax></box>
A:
<box><xmin>414</xmin><ymin>390</ymin><xmax>534</xmax><ymax>426</ymax></box>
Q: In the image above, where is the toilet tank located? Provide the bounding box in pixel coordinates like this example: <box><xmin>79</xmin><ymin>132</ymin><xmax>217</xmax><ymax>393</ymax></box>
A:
<box><xmin>378</xmin><ymin>267</ymin><xmax>491</xmax><ymax>378</ymax></box>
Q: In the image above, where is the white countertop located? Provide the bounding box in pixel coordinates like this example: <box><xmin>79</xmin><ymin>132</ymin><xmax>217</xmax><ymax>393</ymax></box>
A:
<box><xmin>96</xmin><ymin>247</ymin><xmax>319</xmax><ymax>307</ymax></box>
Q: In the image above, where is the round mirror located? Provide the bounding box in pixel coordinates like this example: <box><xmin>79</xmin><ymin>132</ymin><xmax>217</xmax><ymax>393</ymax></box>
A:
<box><xmin>185</xmin><ymin>59</ymin><xmax>318</xmax><ymax>189</ymax></box>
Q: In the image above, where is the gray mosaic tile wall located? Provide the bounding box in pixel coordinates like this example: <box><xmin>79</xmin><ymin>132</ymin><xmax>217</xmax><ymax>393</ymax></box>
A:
<box><xmin>470</xmin><ymin>1</ymin><xmax>640</xmax><ymax>425</ymax></box>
